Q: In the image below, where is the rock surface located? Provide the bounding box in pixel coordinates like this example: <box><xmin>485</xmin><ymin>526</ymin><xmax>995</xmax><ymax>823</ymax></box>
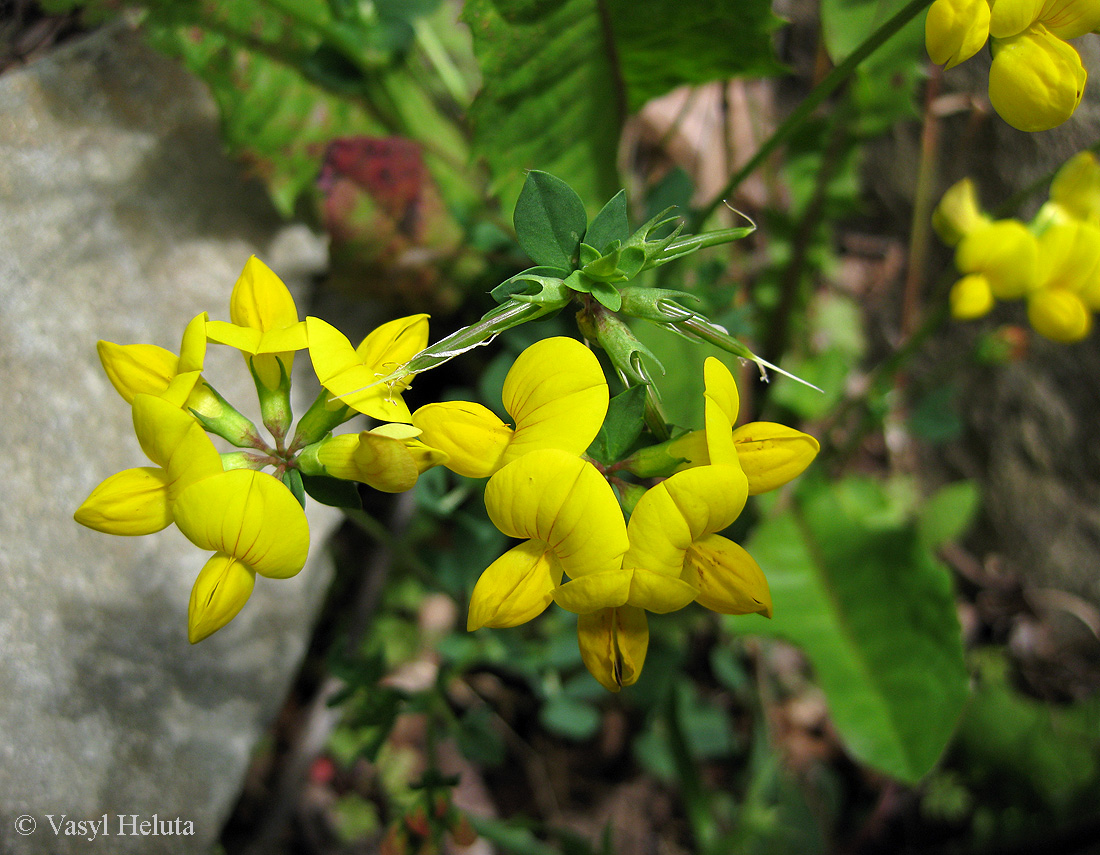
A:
<box><xmin>0</xmin><ymin>24</ymin><xmax>338</xmax><ymax>855</ymax></box>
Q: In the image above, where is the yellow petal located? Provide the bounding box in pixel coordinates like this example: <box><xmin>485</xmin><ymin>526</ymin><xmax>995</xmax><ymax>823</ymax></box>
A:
<box><xmin>1039</xmin><ymin>0</ymin><xmax>1100</xmax><ymax>39</ymax></box>
<box><xmin>205</xmin><ymin>321</ymin><xmax>263</xmax><ymax>354</ymax></box>
<box><xmin>485</xmin><ymin>449</ymin><xmax>628</xmax><ymax>579</ymax></box>
<box><xmin>187</xmin><ymin>553</ymin><xmax>256</xmax><ymax>643</ymax></box>
<box><xmin>1027</xmin><ymin>288</ymin><xmax>1093</xmax><ymax>342</ymax></box>
<box><xmin>499</xmin><ymin>337</ymin><xmax>609</xmax><ymax>466</ymax></box>
<box><xmin>932</xmin><ymin>178</ymin><xmax>990</xmax><ymax>246</ymax></box>
<box><xmin>732</xmin><ymin>422</ymin><xmax>820</xmax><ymax>495</ymax></box>
<box><xmin>667</xmin><ymin>430</ymin><xmax>710</xmax><ymax>471</ymax></box>
<box><xmin>956</xmin><ymin>220</ymin><xmax>1039</xmax><ymax>299</ymax></box>
<box><xmin>949</xmin><ymin>274</ymin><xmax>997</xmax><ymax>319</ymax></box>
<box><xmin>1050</xmin><ymin>151</ymin><xmax>1100</xmax><ymax>222</ymax></box>
<box><xmin>989</xmin><ymin>26</ymin><xmax>1086</xmax><ymax>132</ymax></box>
<box><xmin>624</xmin><ymin>464</ymin><xmax>748</xmax><ymax>576</ymax></box>
<box><xmin>702</xmin><ymin>357</ymin><xmax>740</xmax><ymax>466</ymax></box>
<box><xmin>317</xmin><ymin>431</ymin><xmax>419</xmax><ymax>492</ymax></box>
<box><xmin>229</xmin><ymin>255</ymin><xmax>299</xmax><ymax>331</ymax></box>
<box><xmin>577</xmin><ymin>606</ymin><xmax>648</xmax><ymax>693</ymax></box>
<box><xmin>467</xmin><ymin>540</ymin><xmax>563</xmax><ymax>630</ymax></box>
<box><xmin>926</xmin><ymin>0</ymin><xmax>992</xmax><ymax>68</ymax></box>
<box><xmin>989</xmin><ymin>0</ymin><xmax>1045</xmax><ymax>37</ymax></box>
<box><xmin>172</xmin><ymin>470</ymin><xmax>310</xmax><ymax>579</ymax></box>
<box><xmin>354</xmin><ymin>314</ymin><xmax>430</xmax><ymax>381</ymax></box>
<box><xmin>1036</xmin><ymin>217</ymin><xmax>1100</xmax><ymax>293</ymax></box>
<box><xmin>412</xmin><ymin>401</ymin><xmax>513</xmax><ymax>477</ymax></box>
<box><xmin>306</xmin><ymin>317</ymin><xmax>413</xmax><ymax>422</ymax></box>
<box><xmin>683</xmin><ymin>534</ymin><xmax>772</xmax><ymax>617</ymax></box>
<box><xmin>554</xmin><ymin>569</ymin><xmax>634</xmax><ymax>613</ymax></box>
<box><xmin>177</xmin><ymin>312</ymin><xmax>208</xmax><ymax>373</ymax></box>
<box><xmin>97</xmin><ymin>341</ymin><xmax>177</xmax><ymax>404</ymax></box>
<box><xmin>74</xmin><ymin>467</ymin><xmax>172</xmax><ymax>535</ymax></box>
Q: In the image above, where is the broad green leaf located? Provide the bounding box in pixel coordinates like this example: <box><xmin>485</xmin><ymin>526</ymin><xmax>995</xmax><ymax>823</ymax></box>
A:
<box><xmin>820</xmin><ymin>0</ymin><xmax>914</xmax><ymax>61</ymax></box>
<box><xmin>539</xmin><ymin>695</ymin><xmax>601</xmax><ymax>741</ymax></box>
<box><xmin>513</xmin><ymin>171</ymin><xmax>588</xmax><ymax>268</ymax></box>
<box><xmin>607</xmin><ymin>0</ymin><xmax>784</xmax><ymax>111</ymax></box>
<box><xmin>585</xmin><ymin>190</ymin><xmax>630</xmax><ymax>252</ymax></box>
<box><xmin>587</xmin><ymin>385</ymin><xmax>648</xmax><ymax>464</ymax></box>
<box><xmin>743</xmin><ymin>476</ymin><xmax>968</xmax><ymax>784</ymax></box>
<box><xmin>464</xmin><ymin>0</ymin><xmax>781</xmax><ymax>212</ymax></box>
<box><xmin>301</xmin><ymin>473</ymin><xmax>364</xmax><ymax>509</ymax></box>
<box><xmin>918</xmin><ymin>481</ymin><xmax>980</xmax><ymax>551</ymax></box>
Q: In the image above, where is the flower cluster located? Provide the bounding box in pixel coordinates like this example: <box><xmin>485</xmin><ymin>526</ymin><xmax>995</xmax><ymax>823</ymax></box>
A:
<box><xmin>925</xmin><ymin>0</ymin><xmax>1098</xmax><ymax>131</ymax></box>
<box><xmin>75</xmin><ymin>257</ymin><xmax>443</xmax><ymax>642</ymax></box>
<box><xmin>416</xmin><ymin>339</ymin><xmax>819</xmax><ymax>692</ymax></box>
<box><xmin>934</xmin><ymin>151</ymin><xmax>1100</xmax><ymax>342</ymax></box>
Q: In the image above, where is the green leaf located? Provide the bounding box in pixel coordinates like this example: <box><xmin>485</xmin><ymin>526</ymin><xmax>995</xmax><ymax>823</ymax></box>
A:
<box><xmin>490</xmin><ymin>265</ymin><xmax>570</xmax><ymax>303</ymax></box>
<box><xmin>282</xmin><ymin>468</ymin><xmax>307</xmax><ymax>508</ymax></box>
<box><xmin>301</xmin><ymin>473</ymin><xmax>364</xmax><ymax>510</ymax></box>
<box><xmin>585</xmin><ymin>190</ymin><xmax>630</xmax><ymax>251</ymax></box>
<box><xmin>743</xmin><ymin>476</ymin><xmax>968</xmax><ymax>784</ymax></box>
<box><xmin>918</xmin><ymin>481</ymin><xmax>980</xmax><ymax>552</ymax></box>
<box><xmin>540</xmin><ymin>695</ymin><xmax>601</xmax><ymax>741</ymax></box>
<box><xmin>820</xmin><ymin>0</ymin><xmax>915</xmax><ymax>62</ymax></box>
<box><xmin>513</xmin><ymin>171</ymin><xmax>589</xmax><ymax>268</ymax></box>
<box><xmin>590</xmin><ymin>280</ymin><xmax>623</xmax><ymax>310</ymax></box>
<box><xmin>607</xmin><ymin>0</ymin><xmax>784</xmax><ymax>111</ymax></box>
<box><xmin>587</xmin><ymin>385</ymin><xmax>648</xmax><ymax>464</ymax></box>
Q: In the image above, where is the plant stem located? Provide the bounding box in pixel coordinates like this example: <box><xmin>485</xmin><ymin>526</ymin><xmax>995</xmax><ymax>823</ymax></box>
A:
<box><xmin>689</xmin><ymin>0</ymin><xmax>936</xmax><ymax>230</ymax></box>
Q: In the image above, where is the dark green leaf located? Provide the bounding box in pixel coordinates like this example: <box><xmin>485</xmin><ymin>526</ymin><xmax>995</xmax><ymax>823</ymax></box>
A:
<box><xmin>282</xmin><ymin>468</ymin><xmax>306</xmax><ymax>508</ymax></box>
<box><xmin>743</xmin><ymin>476</ymin><xmax>968</xmax><ymax>784</ymax></box>
<box><xmin>301</xmin><ymin>473</ymin><xmax>364</xmax><ymax>510</ymax></box>
<box><xmin>513</xmin><ymin>171</ymin><xmax>589</xmax><ymax>268</ymax></box>
<box><xmin>586</xmin><ymin>190</ymin><xmax>630</xmax><ymax>251</ymax></box>
<box><xmin>587</xmin><ymin>385</ymin><xmax>648</xmax><ymax>464</ymax></box>
<box><xmin>540</xmin><ymin>695</ymin><xmax>601</xmax><ymax>741</ymax></box>
<box><xmin>590</xmin><ymin>280</ymin><xmax>623</xmax><ymax>310</ymax></box>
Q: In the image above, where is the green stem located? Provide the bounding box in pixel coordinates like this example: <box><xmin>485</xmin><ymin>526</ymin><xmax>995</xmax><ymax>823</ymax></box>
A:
<box><xmin>689</xmin><ymin>0</ymin><xmax>935</xmax><ymax>230</ymax></box>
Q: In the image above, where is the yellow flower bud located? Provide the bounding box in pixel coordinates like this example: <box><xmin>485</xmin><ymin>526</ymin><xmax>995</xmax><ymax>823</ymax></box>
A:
<box><xmin>949</xmin><ymin>274</ymin><xmax>997</xmax><ymax>319</ymax></box>
<box><xmin>1027</xmin><ymin>288</ymin><xmax>1092</xmax><ymax>341</ymax></box>
<box><xmin>926</xmin><ymin>0</ymin><xmax>992</xmax><ymax>68</ymax></box>
<box><xmin>989</xmin><ymin>25</ymin><xmax>1086</xmax><ymax>132</ymax></box>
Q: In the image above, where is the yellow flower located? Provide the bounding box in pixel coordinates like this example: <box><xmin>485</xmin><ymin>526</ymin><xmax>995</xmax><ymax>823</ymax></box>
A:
<box><xmin>97</xmin><ymin>312</ymin><xmax>208</xmax><ymax>405</ymax></box>
<box><xmin>1049</xmin><ymin>151</ymin><xmax>1100</xmax><ymax>223</ymax></box>
<box><xmin>988</xmin><ymin>24</ymin><xmax>1086</xmax><ymax>132</ymax></box>
<box><xmin>926</xmin><ymin>0</ymin><xmax>992</xmax><ymax>69</ymax></box>
<box><xmin>665</xmin><ymin>359</ymin><xmax>819</xmax><ymax>495</ymax></box>
<box><xmin>302</xmin><ymin>422</ymin><xmax>443</xmax><ymax>492</ymax></box>
<box><xmin>949</xmin><ymin>273</ymin><xmax>997</xmax><ymax>319</ymax></box>
<box><xmin>413</xmin><ymin>337</ymin><xmax>609</xmax><ymax>478</ymax></box>
<box><xmin>306</xmin><ymin>314</ymin><xmax>429</xmax><ymax>422</ymax></box>
<box><xmin>74</xmin><ymin>394</ymin><xmax>223</xmax><ymax>535</ymax></box>
<box><xmin>467</xmin><ymin>449</ymin><xmax>629</xmax><ymax>630</ymax></box>
<box><xmin>955</xmin><ymin>219</ymin><xmax>1040</xmax><ymax>300</ymax></box>
<box><xmin>577</xmin><ymin>606</ymin><xmax>649</xmax><ymax>693</ymax></box>
<box><xmin>187</xmin><ymin>555</ymin><xmax>256</xmax><ymax>643</ymax></box>
<box><xmin>206</xmin><ymin>256</ymin><xmax>308</xmax><ymax>389</ymax></box>
<box><xmin>1027</xmin><ymin>287</ymin><xmax>1093</xmax><ymax>341</ymax></box>
<box><xmin>932</xmin><ymin>179</ymin><xmax>991</xmax><ymax>247</ymax></box>
<box><xmin>990</xmin><ymin>0</ymin><xmax>1100</xmax><ymax>40</ymax></box>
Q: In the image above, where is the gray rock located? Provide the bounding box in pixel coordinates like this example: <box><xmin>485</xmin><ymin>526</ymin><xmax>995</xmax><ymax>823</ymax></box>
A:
<box><xmin>0</xmin><ymin>24</ymin><xmax>339</xmax><ymax>855</ymax></box>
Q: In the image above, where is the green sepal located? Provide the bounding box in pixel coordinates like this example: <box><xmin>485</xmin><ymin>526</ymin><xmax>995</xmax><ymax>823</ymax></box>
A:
<box><xmin>643</xmin><ymin>225</ymin><xmax>755</xmax><ymax>269</ymax></box>
<box><xmin>513</xmin><ymin>170</ymin><xmax>588</xmax><ymax>269</ymax></box>
<box><xmin>586</xmin><ymin>385</ymin><xmax>649</xmax><ymax>465</ymax></box>
<box><xmin>619</xmin><ymin>287</ymin><xmax>701</xmax><ymax>322</ymax></box>
<box><xmin>591</xmin><ymin>310</ymin><xmax>664</xmax><ymax>384</ymax></box>
<box><xmin>585</xmin><ymin>190</ymin><xmax>630</xmax><ymax>252</ymax></box>
<box><xmin>188</xmin><ymin>388</ymin><xmax>262</xmax><ymax>449</ymax></box>
<box><xmin>581</xmin><ymin>247</ymin><xmax>623</xmax><ymax>280</ymax></box>
<box><xmin>622</xmin><ymin>206</ymin><xmax>685</xmax><ymax>261</ymax></box>
<box><xmin>291</xmin><ymin>388</ymin><xmax>355</xmax><ymax>451</ymax></box>
<box><xmin>490</xmin><ymin>265</ymin><xmax>571</xmax><ymax>304</ymax></box>
<box><xmin>301</xmin><ymin>472</ymin><xmax>365</xmax><ymax>510</ymax></box>
<box><xmin>619</xmin><ymin>434</ymin><xmax>691</xmax><ymax>478</ymax></box>
<box><xmin>282</xmin><ymin>468</ymin><xmax>307</xmax><ymax>509</ymax></box>
<box><xmin>248</xmin><ymin>355</ymin><xmax>293</xmax><ymax>443</ymax></box>
<box><xmin>219</xmin><ymin>451</ymin><xmax>265</xmax><ymax>471</ymax></box>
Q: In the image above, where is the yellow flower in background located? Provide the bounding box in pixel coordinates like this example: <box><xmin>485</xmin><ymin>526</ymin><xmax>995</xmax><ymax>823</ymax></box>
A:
<box><xmin>949</xmin><ymin>273</ymin><xmax>997</xmax><ymax>319</ymax></box>
<box><xmin>306</xmin><ymin>314</ymin><xmax>429</xmax><ymax>423</ymax></box>
<box><xmin>413</xmin><ymin>337</ymin><xmax>609</xmax><ymax>478</ymax></box>
<box><xmin>931</xmin><ymin>178</ymin><xmax>991</xmax><ymax>247</ymax></box>
<box><xmin>206</xmin><ymin>256</ymin><xmax>308</xmax><ymax>389</ymax></box>
<box><xmin>926</xmin><ymin>0</ymin><xmax>991</xmax><ymax>69</ymax></box>
<box><xmin>577</xmin><ymin>606</ymin><xmax>649</xmax><ymax>693</ymax></box>
<box><xmin>988</xmin><ymin>25</ymin><xmax>1086</xmax><ymax>132</ymax></box>
<box><xmin>1049</xmin><ymin>151</ymin><xmax>1100</xmax><ymax>223</ymax></box>
<box><xmin>467</xmin><ymin>449</ymin><xmax>629</xmax><ymax>630</ymax></box>
<box><xmin>955</xmin><ymin>219</ymin><xmax>1040</xmax><ymax>300</ymax></box>
<box><xmin>1027</xmin><ymin>286</ymin><xmax>1093</xmax><ymax>341</ymax></box>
